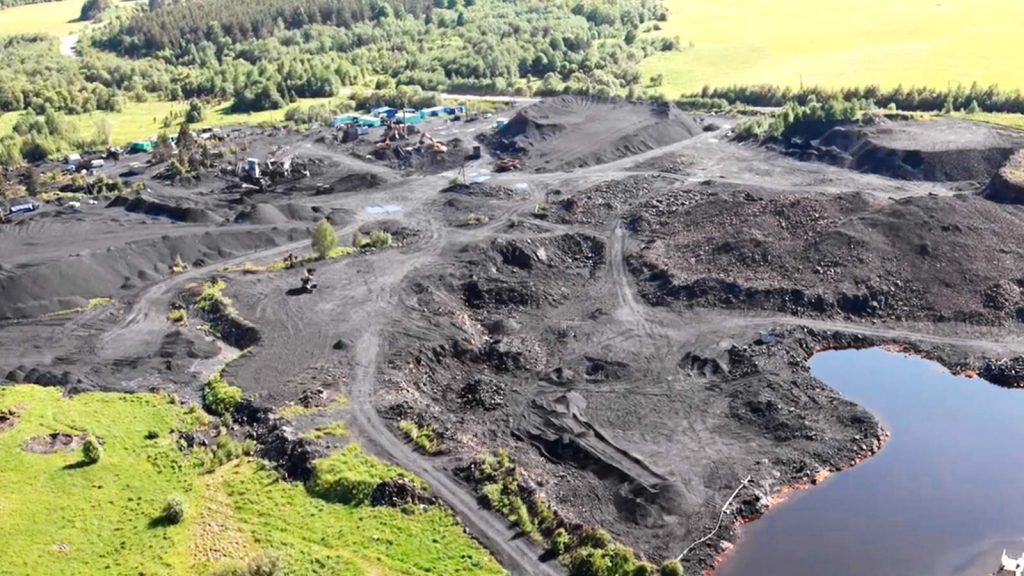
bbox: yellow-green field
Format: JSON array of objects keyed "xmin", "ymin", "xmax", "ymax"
[
  {"xmin": 643, "ymin": 0, "xmax": 1024, "ymax": 96},
  {"xmin": 0, "ymin": 0, "xmax": 88, "ymax": 37},
  {"xmin": 0, "ymin": 97, "xmax": 337, "ymax": 145}
]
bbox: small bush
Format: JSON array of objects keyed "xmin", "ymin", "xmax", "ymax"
[
  {"xmin": 172, "ymin": 254, "xmax": 189, "ymax": 273},
  {"xmin": 167, "ymin": 308, "xmax": 186, "ymax": 323},
  {"xmin": 161, "ymin": 496, "xmax": 186, "ymax": 524},
  {"xmin": 311, "ymin": 219, "xmax": 337, "ymax": 260},
  {"xmin": 551, "ymin": 528, "xmax": 571, "ymax": 556},
  {"xmin": 578, "ymin": 527, "xmax": 613, "ymax": 550},
  {"xmin": 144, "ymin": 429, "xmax": 160, "ymax": 440},
  {"xmin": 659, "ymin": 559, "xmax": 683, "ymax": 576},
  {"xmin": 397, "ymin": 420, "xmax": 438, "ymax": 454},
  {"xmin": 632, "ymin": 562, "xmax": 656, "ymax": 576},
  {"xmin": 203, "ymin": 369, "xmax": 243, "ymax": 416},
  {"xmin": 82, "ymin": 435, "xmax": 103, "ymax": 464},
  {"xmin": 354, "ymin": 229, "xmax": 393, "ymax": 249}
]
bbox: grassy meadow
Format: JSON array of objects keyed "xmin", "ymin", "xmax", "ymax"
[
  {"xmin": 643, "ymin": 0, "xmax": 1024, "ymax": 96},
  {"xmin": 0, "ymin": 0, "xmax": 88, "ymax": 37},
  {"xmin": 0, "ymin": 385, "xmax": 503, "ymax": 576}
]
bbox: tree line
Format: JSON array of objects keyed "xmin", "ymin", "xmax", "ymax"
[
  {"xmin": 1, "ymin": 0, "xmax": 670, "ymax": 128},
  {"xmin": 691, "ymin": 83, "xmax": 1024, "ymax": 115},
  {"xmin": 0, "ymin": 0, "xmax": 58, "ymax": 7}
]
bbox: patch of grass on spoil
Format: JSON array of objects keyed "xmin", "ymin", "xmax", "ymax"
[
  {"xmin": 325, "ymin": 245, "xmax": 358, "ymax": 259},
  {"xmin": 223, "ymin": 246, "xmax": 356, "ymax": 274},
  {"xmin": 226, "ymin": 450, "xmax": 503, "ymax": 576},
  {"xmin": 473, "ymin": 449, "xmax": 656, "ymax": 574},
  {"xmin": 195, "ymin": 279, "xmax": 227, "ymax": 311},
  {"xmin": 202, "ymin": 368, "xmax": 243, "ymax": 417},
  {"xmin": 172, "ymin": 254, "xmax": 190, "ymax": 274},
  {"xmin": 397, "ymin": 420, "xmax": 438, "ymax": 454},
  {"xmin": 642, "ymin": 0, "xmax": 1024, "ymax": 95},
  {"xmin": 302, "ymin": 421, "xmax": 349, "ymax": 440},
  {"xmin": 352, "ymin": 229, "xmax": 394, "ymax": 250},
  {"xmin": 955, "ymin": 111, "xmax": 1024, "ymax": 131},
  {"xmin": 277, "ymin": 396, "xmax": 347, "ymax": 419},
  {"xmin": 306, "ymin": 443, "xmax": 420, "ymax": 506},
  {"xmin": 48, "ymin": 297, "xmax": 113, "ymax": 317},
  {"xmin": 167, "ymin": 308, "xmax": 187, "ymax": 323},
  {"xmin": 0, "ymin": 385, "xmax": 502, "ymax": 575}
]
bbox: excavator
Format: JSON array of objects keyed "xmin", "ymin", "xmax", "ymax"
[
  {"xmin": 376, "ymin": 122, "xmax": 409, "ymax": 151},
  {"xmin": 418, "ymin": 132, "xmax": 447, "ymax": 154}
]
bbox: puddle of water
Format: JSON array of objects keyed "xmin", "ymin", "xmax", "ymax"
[
  {"xmin": 514, "ymin": 182, "xmax": 530, "ymax": 192},
  {"xmin": 468, "ymin": 172, "xmax": 491, "ymax": 183},
  {"xmin": 365, "ymin": 204, "xmax": 402, "ymax": 214},
  {"xmin": 715, "ymin": 348, "xmax": 1024, "ymax": 576}
]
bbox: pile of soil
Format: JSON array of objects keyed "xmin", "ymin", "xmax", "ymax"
[
  {"xmin": 0, "ymin": 409, "xmax": 18, "ymax": 433},
  {"xmin": 323, "ymin": 172, "xmax": 385, "ymax": 194},
  {"xmin": 0, "ymin": 227, "xmax": 302, "ymax": 320},
  {"xmin": 626, "ymin": 182, "xmax": 1024, "ymax": 324},
  {"xmin": 370, "ymin": 477, "xmax": 435, "ymax": 507},
  {"xmin": 783, "ymin": 117, "xmax": 1024, "ymax": 182},
  {"xmin": 495, "ymin": 96, "xmax": 702, "ymax": 172},
  {"xmin": 21, "ymin": 432, "xmax": 88, "ymax": 453},
  {"xmin": 233, "ymin": 202, "xmax": 323, "ymax": 225},
  {"xmin": 108, "ymin": 196, "xmax": 223, "ymax": 224},
  {"xmin": 984, "ymin": 149, "xmax": 1024, "ymax": 204}
]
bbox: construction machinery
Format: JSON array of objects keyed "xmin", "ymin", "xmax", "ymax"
[
  {"xmin": 418, "ymin": 132, "xmax": 447, "ymax": 154},
  {"xmin": 494, "ymin": 156, "xmax": 521, "ymax": 172},
  {"xmin": 377, "ymin": 122, "xmax": 409, "ymax": 150}
]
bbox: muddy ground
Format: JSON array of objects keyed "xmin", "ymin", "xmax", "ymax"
[{"xmin": 4, "ymin": 98, "xmax": 1024, "ymax": 575}]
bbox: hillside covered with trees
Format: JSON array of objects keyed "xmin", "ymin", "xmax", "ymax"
[{"xmin": 2, "ymin": 0, "xmax": 671, "ymax": 119}]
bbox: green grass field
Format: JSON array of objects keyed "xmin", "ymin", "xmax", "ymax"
[
  {"xmin": 0, "ymin": 0, "xmax": 89, "ymax": 37},
  {"xmin": 0, "ymin": 385, "xmax": 503, "ymax": 576},
  {"xmin": 642, "ymin": 0, "xmax": 1024, "ymax": 96}
]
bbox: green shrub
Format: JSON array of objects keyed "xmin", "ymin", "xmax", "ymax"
[
  {"xmin": 578, "ymin": 527, "xmax": 613, "ymax": 550},
  {"xmin": 354, "ymin": 229, "xmax": 394, "ymax": 249},
  {"xmin": 167, "ymin": 308, "xmax": 186, "ymax": 323},
  {"xmin": 202, "ymin": 369, "xmax": 243, "ymax": 416},
  {"xmin": 161, "ymin": 496, "xmax": 186, "ymax": 524},
  {"xmin": 172, "ymin": 254, "xmax": 188, "ymax": 273},
  {"xmin": 368, "ymin": 229, "xmax": 393, "ymax": 248},
  {"xmin": 82, "ymin": 435, "xmax": 103, "ymax": 464},
  {"xmin": 551, "ymin": 528, "xmax": 571, "ymax": 556},
  {"xmin": 311, "ymin": 219, "xmax": 337, "ymax": 260},
  {"xmin": 397, "ymin": 419, "xmax": 438, "ymax": 454},
  {"xmin": 144, "ymin": 429, "xmax": 160, "ymax": 440},
  {"xmin": 195, "ymin": 279, "xmax": 226, "ymax": 310},
  {"xmin": 632, "ymin": 562, "xmax": 656, "ymax": 576},
  {"xmin": 659, "ymin": 559, "xmax": 683, "ymax": 576}
]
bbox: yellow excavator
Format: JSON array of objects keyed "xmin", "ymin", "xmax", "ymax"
[{"xmin": 418, "ymin": 132, "xmax": 447, "ymax": 154}]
